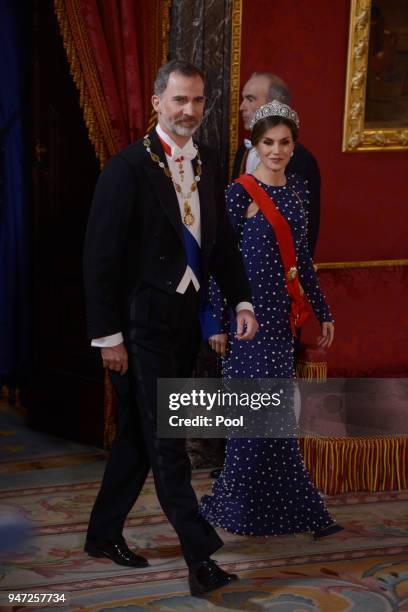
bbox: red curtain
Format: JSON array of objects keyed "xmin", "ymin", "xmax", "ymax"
[{"xmin": 55, "ymin": 0, "xmax": 171, "ymax": 165}]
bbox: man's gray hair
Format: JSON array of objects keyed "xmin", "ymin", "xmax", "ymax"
[
  {"xmin": 154, "ymin": 60, "xmax": 205, "ymax": 96},
  {"xmin": 251, "ymin": 72, "xmax": 292, "ymax": 105}
]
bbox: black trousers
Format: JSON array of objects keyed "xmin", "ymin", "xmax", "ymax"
[{"xmin": 87, "ymin": 283, "xmax": 223, "ymax": 564}]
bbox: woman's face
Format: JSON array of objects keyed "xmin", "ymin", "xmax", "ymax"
[{"xmin": 254, "ymin": 123, "xmax": 295, "ymax": 174}]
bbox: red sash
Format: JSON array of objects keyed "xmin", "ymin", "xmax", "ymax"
[{"xmin": 236, "ymin": 174, "xmax": 309, "ymax": 336}]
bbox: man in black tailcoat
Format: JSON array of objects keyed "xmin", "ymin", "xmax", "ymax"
[{"xmin": 83, "ymin": 60, "xmax": 258, "ymax": 596}]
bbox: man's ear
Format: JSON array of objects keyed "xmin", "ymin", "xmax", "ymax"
[{"xmin": 151, "ymin": 95, "xmax": 161, "ymax": 113}]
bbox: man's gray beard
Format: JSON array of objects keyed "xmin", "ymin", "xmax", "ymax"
[{"xmin": 168, "ymin": 119, "xmax": 201, "ymax": 137}]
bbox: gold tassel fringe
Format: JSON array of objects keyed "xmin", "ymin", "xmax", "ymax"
[
  {"xmin": 299, "ymin": 436, "xmax": 408, "ymax": 495},
  {"xmin": 54, "ymin": 0, "xmax": 118, "ymax": 168},
  {"xmin": 296, "ymin": 360, "xmax": 327, "ymax": 382}
]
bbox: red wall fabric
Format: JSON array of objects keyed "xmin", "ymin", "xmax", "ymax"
[
  {"xmin": 239, "ymin": 0, "xmax": 408, "ymax": 262},
  {"xmin": 302, "ymin": 266, "xmax": 408, "ymax": 376}
]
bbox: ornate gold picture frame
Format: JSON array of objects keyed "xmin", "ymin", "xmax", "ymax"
[{"xmin": 342, "ymin": 0, "xmax": 408, "ymax": 152}]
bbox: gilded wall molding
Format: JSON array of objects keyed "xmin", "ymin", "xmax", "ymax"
[
  {"xmin": 342, "ymin": 0, "xmax": 408, "ymax": 152},
  {"xmin": 228, "ymin": 0, "xmax": 242, "ymax": 177},
  {"xmin": 316, "ymin": 259, "xmax": 408, "ymax": 270}
]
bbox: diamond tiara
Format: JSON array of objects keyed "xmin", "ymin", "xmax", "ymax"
[{"xmin": 249, "ymin": 99, "xmax": 300, "ymax": 130}]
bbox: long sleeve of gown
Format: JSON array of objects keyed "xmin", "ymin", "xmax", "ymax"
[{"xmin": 295, "ymin": 184, "xmax": 333, "ymax": 323}]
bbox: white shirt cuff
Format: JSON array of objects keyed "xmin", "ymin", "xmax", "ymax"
[
  {"xmin": 235, "ymin": 301, "xmax": 254, "ymax": 314},
  {"xmin": 91, "ymin": 332, "xmax": 124, "ymax": 348}
]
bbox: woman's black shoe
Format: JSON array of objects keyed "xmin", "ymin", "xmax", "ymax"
[
  {"xmin": 189, "ymin": 559, "xmax": 238, "ymax": 597},
  {"xmin": 84, "ymin": 537, "xmax": 149, "ymax": 567},
  {"xmin": 313, "ymin": 524, "xmax": 344, "ymax": 540}
]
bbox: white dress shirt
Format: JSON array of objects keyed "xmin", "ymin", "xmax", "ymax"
[
  {"xmin": 92, "ymin": 125, "xmax": 253, "ymax": 348},
  {"xmin": 244, "ymin": 138, "xmax": 260, "ymax": 174},
  {"xmin": 156, "ymin": 123, "xmax": 201, "ymax": 294}
]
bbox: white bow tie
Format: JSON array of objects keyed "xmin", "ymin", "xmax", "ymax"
[
  {"xmin": 170, "ymin": 142, "xmax": 197, "ymax": 161},
  {"xmin": 244, "ymin": 138, "xmax": 253, "ymax": 150}
]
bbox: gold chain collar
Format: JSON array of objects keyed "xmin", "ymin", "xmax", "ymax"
[{"xmin": 143, "ymin": 135, "xmax": 202, "ymax": 227}]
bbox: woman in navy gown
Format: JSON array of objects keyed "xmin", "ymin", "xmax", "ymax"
[{"xmin": 199, "ymin": 100, "xmax": 342, "ymax": 538}]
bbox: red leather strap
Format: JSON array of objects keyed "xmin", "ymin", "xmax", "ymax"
[{"xmin": 235, "ymin": 174, "xmax": 309, "ymax": 335}]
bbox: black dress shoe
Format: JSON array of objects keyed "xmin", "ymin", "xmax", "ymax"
[
  {"xmin": 313, "ymin": 524, "xmax": 344, "ymax": 540},
  {"xmin": 210, "ymin": 468, "xmax": 222, "ymax": 479},
  {"xmin": 84, "ymin": 537, "xmax": 149, "ymax": 567},
  {"xmin": 189, "ymin": 560, "xmax": 238, "ymax": 597}
]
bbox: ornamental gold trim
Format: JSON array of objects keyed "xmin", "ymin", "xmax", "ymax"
[
  {"xmin": 342, "ymin": 0, "xmax": 408, "ymax": 152},
  {"xmin": 299, "ymin": 437, "xmax": 408, "ymax": 495},
  {"xmin": 160, "ymin": 0, "xmax": 172, "ymax": 65},
  {"xmin": 316, "ymin": 259, "xmax": 408, "ymax": 270},
  {"xmin": 54, "ymin": 0, "xmax": 117, "ymax": 168},
  {"xmin": 228, "ymin": 0, "xmax": 242, "ymax": 178},
  {"xmin": 55, "ymin": 0, "xmax": 172, "ymax": 164}
]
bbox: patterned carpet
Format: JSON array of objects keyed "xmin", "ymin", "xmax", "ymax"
[{"xmin": 1, "ymin": 402, "xmax": 408, "ymax": 610}]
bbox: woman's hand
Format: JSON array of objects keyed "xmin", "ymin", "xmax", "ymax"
[
  {"xmin": 235, "ymin": 309, "xmax": 259, "ymax": 340},
  {"xmin": 209, "ymin": 333, "xmax": 228, "ymax": 356},
  {"xmin": 317, "ymin": 322, "xmax": 334, "ymax": 349}
]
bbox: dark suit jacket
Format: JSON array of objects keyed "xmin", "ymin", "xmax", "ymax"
[
  {"xmin": 84, "ymin": 129, "xmax": 252, "ymax": 340},
  {"xmin": 232, "ymin": 142, "xmax": 321, "ymax": 256}
]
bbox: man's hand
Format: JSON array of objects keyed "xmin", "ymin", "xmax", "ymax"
[
  {"xmin": 235, "ymin": 309, "xmax": 258, "ymax": 341},
  {"xmin": 101, "ymin": 343, "xmax": 128, "ymax": 375},
  {"xmin": 209, "ymin": 333, "xmax": 228, "ymax": 357},
  {"xmin": 317, "ymin": 322, "xmax": 334, "ymax": 349}
]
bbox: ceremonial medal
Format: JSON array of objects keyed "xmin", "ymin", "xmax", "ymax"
[{"xmin": 183, "ymin": 202, "xmax": 195, "ymax": 227}]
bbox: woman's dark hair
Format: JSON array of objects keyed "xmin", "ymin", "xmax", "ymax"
[{"xmin": 251, "ymin": 116, "xmax": 298, "ymax": 145}]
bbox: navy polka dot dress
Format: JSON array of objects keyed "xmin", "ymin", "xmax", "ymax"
[{"xmin": 199, "ymin": 174, "xmax": 336, "ymax": 536}]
